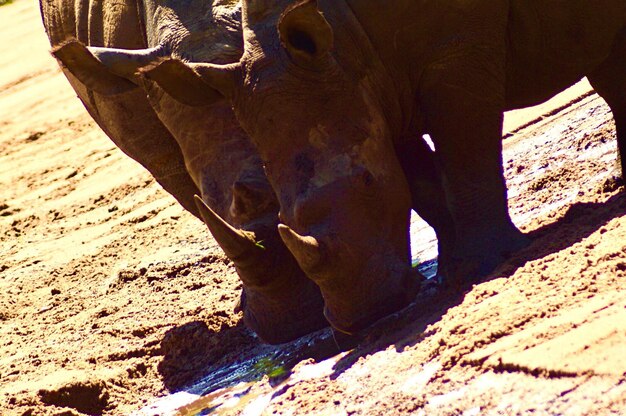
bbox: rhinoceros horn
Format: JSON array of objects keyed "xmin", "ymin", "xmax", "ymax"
[
  {"xmin": 277, "ymin": 224, "xmax": 324, "ymax": 273},
  {"xmin": 52, "ymin": 40, "xmax": 167, "ymax": 95},
  {"xmin": 194, "ymin": 195, "xmax": 264, "ymax": 266}
]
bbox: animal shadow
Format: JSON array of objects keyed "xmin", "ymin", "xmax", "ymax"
[
  {"xmin": 329, "ymin": 188, "xmax": 625, "ymax": 379},
  {"xmin": 502, "ymin": 189, "xmax": 625, "ymax": 276},
  {"xmin": 158, "ymin": 320, "xmax": 257, "ymax": 391}
]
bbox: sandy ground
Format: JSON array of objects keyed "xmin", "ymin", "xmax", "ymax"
[{"xmin": 1, "ymin": 1, "xmax": 625, "ymax": 415}]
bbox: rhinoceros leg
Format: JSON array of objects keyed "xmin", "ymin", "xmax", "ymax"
[
  {"xmin": 418, "ymin": 48, "xmax": 530, "ymax": 285},
  {"xmin": 588, "ymin": 28, "xmax": 626, "ymax": 179},
  {"xmin": 396, "ymin": 137, "xmax": 455, "ymax": 277}
]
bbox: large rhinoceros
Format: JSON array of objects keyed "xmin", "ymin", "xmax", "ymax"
[
  {"xmin": 140, "ymin": 0, "xmax": 625, "ymax": 334},
  {"xmin": 40, "ymin": 0, "xmax": 328, "ymax": 343}
]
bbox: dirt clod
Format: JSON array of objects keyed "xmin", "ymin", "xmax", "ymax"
[{"xmin": 38, "ymin": 376, "xmax": 109, "ymax": 415}]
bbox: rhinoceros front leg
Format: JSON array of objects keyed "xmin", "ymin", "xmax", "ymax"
[
  {"xmin": 396, "ymin": 137, "xmax": 455, "ymax": 278},
  {"xmin": 588, "ymin": 28, "xmax": 626, "ymax": 179},
  {"xmin": 419, "ymin": 53, "xmax": 530, "ymax": 285}
]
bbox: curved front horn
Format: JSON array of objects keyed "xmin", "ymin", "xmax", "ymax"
[
  {"xmin": 277, "ymin": 224, "xmax": 324, "ymax": 272},
  {"xmin": 194, "ymin": 195, "xmax": 263, "ymax": 265}
]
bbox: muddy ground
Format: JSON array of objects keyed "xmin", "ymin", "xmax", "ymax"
[{"xmin": 1, "ymin": 1, "xmax": 625, "ymax": 415}]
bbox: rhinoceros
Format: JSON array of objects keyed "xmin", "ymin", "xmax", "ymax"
[
  {"xmin": 140, "ymin": 0, "xmax": 625, "ymax": 334},
  {"xmin": 40, "ymin": 0, "xmax": 328, "ymax": 343}
]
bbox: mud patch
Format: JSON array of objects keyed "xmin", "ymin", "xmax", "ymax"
[
  {"xmin": 37, "ymin": 371, "xmax": 109, "ymax": 414},
  {"xmin": 158, "ymin": 321, "xmax": 255, "ymax": 391}
]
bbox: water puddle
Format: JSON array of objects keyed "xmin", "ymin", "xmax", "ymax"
[
  {"xmin": 175, "ymin": 354, "xmax": 346, "ymax": 416},
  {"xmin": 134, "ymin": 329, "xmax": 352, "ymax": 416},
  {"xmin": 410, "ymin": 212, "xmax": 439, "ymax": 280}
]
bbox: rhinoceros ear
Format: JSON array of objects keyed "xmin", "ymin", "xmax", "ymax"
[
  {"xmin": 278, "ymin": 0, "xmax": 333, "ymax": 68},
  {"xmin": 139, "ymin": 58, "xmax": 241, "ymax": 107},
  {"xmin": 52, "ymin": 40, "xmax": 137, "ymax": 95},
  {"xmin": 87, "ymin": 45, "xmax": 167, "ymax": 80}
]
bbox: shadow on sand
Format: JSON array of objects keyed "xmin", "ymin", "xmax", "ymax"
[{"xmin": 328, "ymin": 188, "xmax": 625, "ymax": 379}]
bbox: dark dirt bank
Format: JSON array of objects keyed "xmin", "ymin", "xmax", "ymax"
[{"xmin": 1, "ymin": 1, "xmax": 624, "ymax": 415}]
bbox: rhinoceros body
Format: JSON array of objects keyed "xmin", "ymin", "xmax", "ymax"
[
  {"xmin": 145, "ymin": 0, "xmax": 626, "ymax": 333},
  {"xmin": 40, "ymin": 0, "xmax": 328, "ymax": 343}
]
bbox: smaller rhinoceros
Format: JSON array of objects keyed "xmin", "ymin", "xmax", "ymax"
[{"xmin": 41, "ymin": 0, "xmax": 328, "ymax": 344}]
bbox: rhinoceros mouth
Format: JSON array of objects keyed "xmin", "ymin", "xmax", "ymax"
[{"xmin": 321, "ymin": 266, "xmax": 422, "ymax": 335}]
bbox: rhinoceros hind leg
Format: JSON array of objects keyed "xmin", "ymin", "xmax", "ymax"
[{"xmin": 588, "ymin": 28, "xmax": 626, "ymax": 180}]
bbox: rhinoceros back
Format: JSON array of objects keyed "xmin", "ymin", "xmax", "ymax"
[{"xmin": 506, "ymin": 0, "xmax": 626, "ymax": 108}]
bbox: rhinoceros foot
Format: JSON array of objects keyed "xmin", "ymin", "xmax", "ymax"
[{"xmin": 440, "ymin": 224, "xmax": 531, "ymax": 288}]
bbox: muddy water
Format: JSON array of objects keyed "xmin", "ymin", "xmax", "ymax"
[{"xmin": 133, "ymin": 330, "xmax": 350, "ymax": 415}]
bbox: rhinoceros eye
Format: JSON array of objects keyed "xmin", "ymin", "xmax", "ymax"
[
  {"xmin": 294, "ymin": 152, "xmax": 315, "ymax": 177},
  {"xmin": 361, "ymin": 170, "xmax": 374, "ymax": 187}
]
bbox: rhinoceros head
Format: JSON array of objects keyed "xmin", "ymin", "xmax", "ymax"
[{"xmin": 144, "ymin": 0, "xmax": 421, "ymax": 334}]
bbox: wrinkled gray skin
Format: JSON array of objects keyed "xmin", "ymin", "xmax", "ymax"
[
  {"xmin": 40, "ymin": 0, "xmax": 328, "ymax": 344},
  {"xmin": 141, "ymin": 0, "xmax": 625, "ymax": 333}
]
